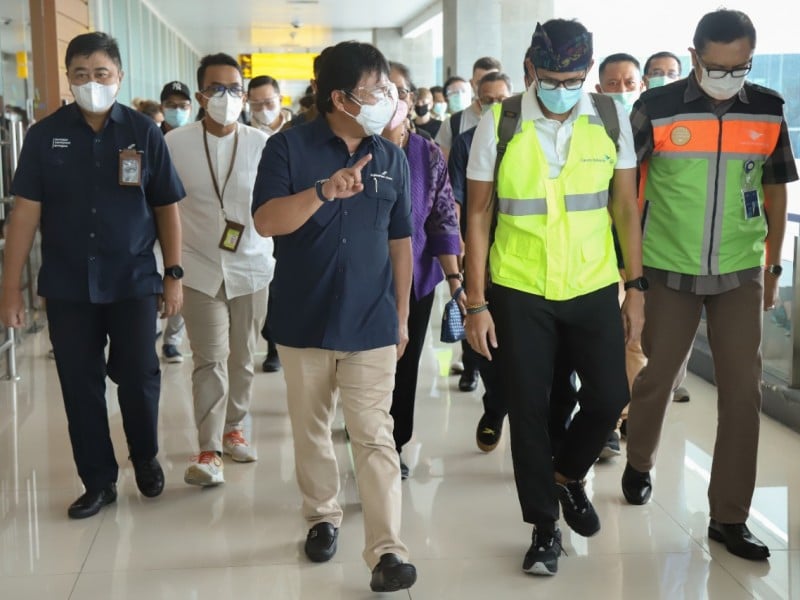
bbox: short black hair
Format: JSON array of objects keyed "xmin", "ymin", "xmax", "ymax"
[
  {"xmin": 473, "ymin": 56, "xmax": 502, "ymax": 73},
  {"xmin": 65, "ymin": 32, "xmax": 122, "ymax": 71},
  {"xmin": 477, "ymin": 71, "xmax": 513, "ymax": 94},
  {"xmin": 389, "ymin": 61, "xmax": 414, "ymax": 91},
  {"xmin": 196, "ymin": 53, "xmax": 242, "ymax": 91},
  {"xmin": 315, "ymin": 41, "xmax": 389, "ymax": 114},
  {"xmin": 443, "ymin": 76, "xmax": 467, "ymax": 94},
  {"xmin": 598, "ymin": 53, "xmax": 641, "ymax": 77},
  {"xmin": 248, "ymin": 75, "xmax": 280, "ymax": 95},
  {"xmin": 643, "ymin": 51, "xmax": 682, "ymax": 76},
  {"xmin": 430, "ymin": 85, "xmax": 444, "ymax": 96},
  {"xmin": 693, "ymin": 9, "xmax": 756, "ymax": 54}
]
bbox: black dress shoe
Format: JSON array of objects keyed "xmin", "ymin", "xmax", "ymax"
[
  {"xmin": 708, "ymin": 519, "xmax": 770, "ymax": 560},
  {"xmin": 305, "ymin": 522, "xmax": 338, "ymax": 562},
  {"xmin": 132, "ymin": 457, "xmax": 164, "ymax": 498},
  {"xmin": 621, "ymin": 462, "xmax": 652, "ymax": 505},
  {"xmin": 262, "ymin": 347, "xmax": 281, "ymax": 372},
  {"xmin": 370, "ymin": 553, "xmax": 417, "ymax": 592},
  {"xmin": 68, "ymin": 484, "xmax": 117, "ymax": 519},
  {"xmin": 458, "ymin": 369, "xmax": 479, "ymax": 392}
]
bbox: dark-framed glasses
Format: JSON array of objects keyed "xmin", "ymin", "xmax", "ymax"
[
  {"xmin": 697, "ymin": 56, "xmax": 751, "ymax": 79},
  {"xmin": 201, "ymin": 84, "xmax": 245, "ymax": 99},
  {"xmin": 535, "ymin": 74, "xmax": 586, "ymax": 91}
]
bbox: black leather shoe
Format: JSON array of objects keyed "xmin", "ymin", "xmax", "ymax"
[
  {"xmin": 458, "ymin": 369, "xmax": 479, "ymax": 392},
  {"xmin": 621, "ymin": 462, "xmax": 652, "ymax": 505},
  {"xmin": 305, "ymin": 522, "xmax": 338, "ymax": 562},
  {"xmin": 708, "ymin": 519, "xmax": 770, "ymax": 560},
  {"xmin": 262, "ymin": 347, "xmax": 281, "ymax": 372},
  {"xmin": 370, "ymin": 553, "xmax": 417, "ymax": 592},
  {"xmin": 132, "ymin": 457, "xmax": 164, "ymax": 498},
  {"xmin": 68, "ymin": 484, "xmax": 117, "ymax": 519},
  {"xmin": 399, "ymin": 457, "xmax": 409, "ymax": 480}
]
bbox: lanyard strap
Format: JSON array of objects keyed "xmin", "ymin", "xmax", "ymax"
[{"xmin": 202, "ymin": 121, "xmax": 239, "ymax": 210}]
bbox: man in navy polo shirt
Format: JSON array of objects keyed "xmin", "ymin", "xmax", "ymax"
[
  {"xmin": 252, "ymin": 41, "xmax": 417, "ymax": 593},
  {"xmin": 0, "ymin": 32, "xmax": 185, "ymax": 519}
]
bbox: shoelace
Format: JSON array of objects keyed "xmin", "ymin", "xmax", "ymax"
[
  {"xmin": 532, "ymin": 532, "xmax": 567, "ymax": 557},
  {"xmin": 561, "ymin": 481, "xmax": 590, "ymax": 513},
  {"xmin": 225, "ymin": 431, "xmax": 248, "ymax": 446},
  {"xmin": 196, "ymin": 451, "xmax": 218, "ymax": 465}
]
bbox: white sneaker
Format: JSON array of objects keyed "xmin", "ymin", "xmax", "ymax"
[
  {"xmin": 223, "ymin": 430, "xmax": 257, "ymax": 462},
  {"xmin": 184, "ymin": 451, "xmax": 224, "ymax": 486}
]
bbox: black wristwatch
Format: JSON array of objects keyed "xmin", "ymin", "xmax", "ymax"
[
  {"xmin": 624, "ymin": 276, "xmax": 649, "ymax": 291},
  {"xmin": 446, "ymin": 273, "xmax": 464, "ymax": 283},
  {"xmin": 315, "ymin": 179, "xmax": 334, "ymax": 202},
  {"xmin": 765, "ymin": 264, "xmax": 783, "ymax": 277},
  {"xmin": 164, "ymin": 265, "xmax": 184, "ymax": 280}
]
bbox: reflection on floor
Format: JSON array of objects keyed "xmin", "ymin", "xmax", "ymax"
[{"xmin": 1, "ymin": 302, "xmax": 798, "ymax": 599}]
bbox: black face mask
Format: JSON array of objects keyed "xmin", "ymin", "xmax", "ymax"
[{"xmin": 414, "ymin": 104, "xmax": 429, "ymax": 117}]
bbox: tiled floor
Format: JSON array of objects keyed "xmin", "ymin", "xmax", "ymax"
[{"xmin": 1, "ymin": 297, "xmax": 799, "ymax": 599}]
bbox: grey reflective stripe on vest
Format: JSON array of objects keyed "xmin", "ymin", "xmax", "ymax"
[
  {"xmin": 498, "ymin": 197, "xmax": 547, "ymax": 216},
  {"xmin": 497, "ymin": 191, "xmax": 607, "ymax": 216}
]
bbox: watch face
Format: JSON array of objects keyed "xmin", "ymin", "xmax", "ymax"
[
  {"xmin": 166, "ymin": 266, "xmax": 184, "ymax": 279},
  {"xmin": 768, "ymin": 265, "xmax": 783, "ymax": 276}
]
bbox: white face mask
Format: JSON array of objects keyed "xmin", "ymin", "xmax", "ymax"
[
  {"xmin": 71, "ymin": 81, "xmax": 118, "ymax": 113},
  {"xmin": 206, "ymin": 94, "xmax": 243, "ymax": 126},
  {"xmin": 698, "ymin": 69, "xmax": 746, "ymax": 101},
  {"xmin": 344, "ymin": 95, "xmax": 397, "ymax": 137},
  {"xmin": 252, "ymin": 108, "xmax": 281, "ymax": 128}
]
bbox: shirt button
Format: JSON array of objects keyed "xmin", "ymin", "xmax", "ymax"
[
  {"xmin": 91, "ymin": 208, "xmax": 97, "ymax": 214},
  {"xmin": 343, "ymin": 210, "xmax": 349, "ymax": 216},
  {"xmin": 89, "ymin": 256, "xmax": 96, "ymax": 261},
  {"xmin": 95, "ymin": 161, "xmax": 101, "ymax": 167},
  {"xmin": 89, "ymin": 232, "xmax": 95, "ymax": 238},
  {"xmin": 342, "ymin": 238, "xmax": 347, "ymax": 244},
  {"xmin": 94, "ymin": 139, "xmax": 101, "ymax": 144}
]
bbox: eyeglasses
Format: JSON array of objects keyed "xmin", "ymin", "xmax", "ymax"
[
  {"xmin": 164, "ymin": 101, "xmax": 191, "ymax": 110},
  {"xmin": 696, "ymin": 56, "xmax": 751, "ymax": 79},
  {"xmin": 446, "ymin": 89, "xmax": 469, "ymax": 97},
  {"xmin": 535, "ymin": 73, "xmax": 586, "ymax": 91},
  {"xmin": 344, "ymin": 82, "xmax": 397, "ymax": 105},
  {"xmin": 200, "ymin": 84, "xmax": 245, "ymax": 99},
  {"xmin": 648, "ymin": 69, "xmax": 680, "ymax": 79},
  {"xmin": 396, "ymin": 87, "xmax": 411, "ymax": 100},
  {"xmin": 248, "ymin": 96, "xmax": 281, "ymax": 110}
]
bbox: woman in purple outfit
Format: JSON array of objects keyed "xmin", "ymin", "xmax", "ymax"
[{"xmin": 384, "ymin": 62, "xmax": 464, "ymax": 478}]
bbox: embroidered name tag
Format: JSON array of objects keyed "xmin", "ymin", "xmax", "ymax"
[{"xmin": 51, "ymin": 138, "xmax": 70, "ymax": 149}]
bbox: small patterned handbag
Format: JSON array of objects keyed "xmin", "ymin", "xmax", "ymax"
[{"xmin": 440, "ymin": 286, "xmax": 466, "ymax": 343}]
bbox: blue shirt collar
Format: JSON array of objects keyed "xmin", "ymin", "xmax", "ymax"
[{"xmin": 68, "ymin": 100, "xmax": 126, "ymax": 125}]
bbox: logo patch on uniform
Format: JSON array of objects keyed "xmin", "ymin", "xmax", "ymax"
[
  {"xmin": 51, "ymin": 137, "xmax": 70, "ymax": 148},
  {"xmin": 670, "ymin": 126, "xmax": 691, "ymax": 146}
]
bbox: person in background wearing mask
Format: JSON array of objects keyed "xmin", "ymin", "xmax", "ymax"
[
  {"xmin": 412, "ymin": 86, "xmax": 441, "ymax": 138},
  {"xmin": 447, "ymin": 71, "xmax": 512, "ymax": 452},
  {"xmin": 155, "ymin": 80, "xmax": 193, "ymax": 364},
  {"xmin": 595, "ymin": 53, "xmax": 644, "ymax": 115},
  {"xmin": 247, "ymin": 75, "xmax": 291, "ymax": 136},
  {"xmin": 384, "ymin": 61, "xmax": 462, "ymax": 479},
  {"xmin": 252, "ymin": 40, "xmax": 417, "ymax": 593},
  {"xmin": 465, "ymin": 19, "xmax": 644, "ymax": 576},
  {"xmin": 436, "ymin": 57, "xmax": 502, "ymax": 158},
  {"xmin": 165, "ymin": 53, "xmax": 274, "ymax": 487},
  {"xmin": 430, "ymin": 85, "xmax": 447, "ymax": 120},
  {"xmin": 0, "ymin": 31, "xmax": 185, "ymax": 518},
  {"xmin": 137, "ymin": 99, "xmax": 164, "ymax": 125},
  {"xmin": 643, "ymin": 51, "xmax": 683, "ymax": 89},
  {"xmin": 622, "ymin": 9, "xmax": 797, "ymax": 562}
]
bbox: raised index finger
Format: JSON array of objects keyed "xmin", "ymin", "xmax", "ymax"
[{"xmin": 351, "ymin": 153, "xmax": 372, "ymax": 173}]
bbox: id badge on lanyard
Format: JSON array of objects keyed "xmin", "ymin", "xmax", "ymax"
[{"xmin": 741, "ymin": 160, "xmax": 761, "ymax": 220}]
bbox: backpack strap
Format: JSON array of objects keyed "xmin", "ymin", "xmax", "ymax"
[
  {"xmin": 488, "ymin": 94, "xmax": 524, "ymax": 242},
  {"xmin": 589, "ymin": 92, "xmax": 620, "ymax": 152}
]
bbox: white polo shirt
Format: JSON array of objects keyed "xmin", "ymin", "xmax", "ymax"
[
  {"xmin": 165, "ymin": 121, "xmax": 274, "ymax": 299},
  {"xmin": 467, "ymin": 89, "xmax": 636, "ymax": 181}
]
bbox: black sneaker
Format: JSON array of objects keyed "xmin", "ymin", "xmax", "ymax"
[
  {"xmin": 162, "ymin": 344, "xmax": 183, "ymax": 364},
  {"xmin": 370, "ymin": 553, "xmax": 417, "ymax": 592},
  {"xmin": 598, "ymin": 430, "xmax": 621, "ymax": 460},
  {"xmin": 458, "ymin": 369, "xmax": 479, "ymax": 392},
  {"xmin": 476, "ymin": 413, "xmax": 503, "ymax": 452},
  {"xmin": 556, "ymin": 480, "xmax": 600, "ymax": 537},
  {"xmin": 399, "ymin": 455, "xmax": 409, "ymax": 480},
  {"xmin": 522, "ymin": 525, "xmax": 562, "ymax": 576}
]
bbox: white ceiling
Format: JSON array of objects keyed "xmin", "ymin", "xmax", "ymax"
[{"xmin": 150, "ymin": 0, "xmax": 436, "ymax": 56}]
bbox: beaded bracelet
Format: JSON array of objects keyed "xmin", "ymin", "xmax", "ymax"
[{"xmin": 466, "ymin": 304, "xmax": 489, "ymax": 315}]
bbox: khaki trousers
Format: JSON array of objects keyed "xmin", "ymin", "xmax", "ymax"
[
  {"xmin": 278, "ymin": 344, "xmax": 408, "ymax": 569},
  {"xmin": 626, "ymin": 273, "xmax": 763, "ymax": 523},
  {"xmin": 182, "ymin": 284, "xmax": 267, "ymax": 452}
]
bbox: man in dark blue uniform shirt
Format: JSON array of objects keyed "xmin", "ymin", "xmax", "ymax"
[
  {"xmin": 252, "ymin": 41, "xmax": 417, "ymax": 593},
  {"xmin": 0, "ymin": 32, "xmax": 185, "ymax": 519}
]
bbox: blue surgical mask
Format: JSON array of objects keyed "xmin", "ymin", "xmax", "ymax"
[
  {"xmin": 447, "ymin": 91, "xmax": 470, "ymax": 113},
  {"xmin": 536, "ymin": 86, "xmax": 582, "ymax": 115},
  {"xmin": 604, "ymin": 90, "xmax": 639, "ymax": 115},
  {"xmin": 164, "ymin": 107, "xmax": 190, "ymax": 128}
]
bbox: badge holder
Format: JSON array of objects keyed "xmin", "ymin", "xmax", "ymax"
[
  {"xmin": 119, "ymin": 148, "xmax": 143, "ymax": 186},
  {"xmin": 742, "ymin": 160, "xmax": 761, "ymax": 220},
  {"xmin": 219, "ymin": 220, "xmax": 245, "ymax": 252}
]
